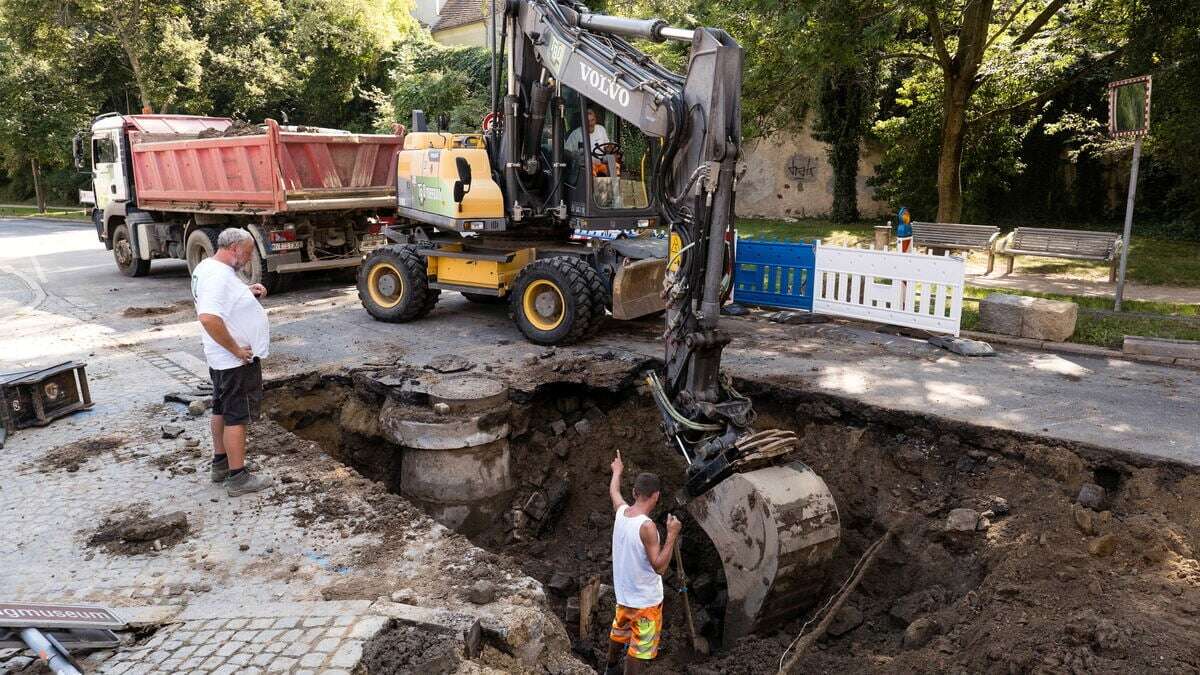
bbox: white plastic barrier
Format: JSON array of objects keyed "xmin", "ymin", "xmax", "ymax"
[{"xmin": 813, "ymin": 244, "xmax": 965, "ymax": 335}]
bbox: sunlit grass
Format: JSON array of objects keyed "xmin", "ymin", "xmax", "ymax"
[{"xmin": 0, "ymin": 206, "xmax": 88, "ymax": 220}]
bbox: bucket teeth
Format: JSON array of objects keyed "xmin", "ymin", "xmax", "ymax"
[{"xmin": 730, "ymin": 428, "xmax": 799, "ymax": 472}]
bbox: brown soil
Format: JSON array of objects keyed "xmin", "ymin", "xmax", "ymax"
[
  {"xmin": 121, "ymin": 300, "xmax": 192, "ymax": 318},
  {"xmin": 197, "ymin": 120, "xmax": 261, "ymax": 138},
  {"xmin": 31, "ymin": 434, "xmax": 125, "ymax": 473},
  {"xmin": 87, "ymin": 504, "xmax": 190, "ymax": 555},
  {"xmin": 360, "ymin": 622, "xmax": 460, "ymax": 674},
  {"xmin": 263, "ymin": 366, "xmax": 1200, "ymax": 674}
]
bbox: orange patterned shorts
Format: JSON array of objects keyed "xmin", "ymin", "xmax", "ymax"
[{"xmin": 609, "ymin": 603, "xmax": 662, "ymax": 660}]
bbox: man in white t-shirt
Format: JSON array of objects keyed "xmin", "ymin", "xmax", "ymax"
[
  {"xmin": 191, "ymin": 228, "xmax": 272, "ymax": 497},
  {"xmin": 566, "ymin": 108, "xmax": 618, "ymax": 177},
  {"xmin": 605, "ymin": 450, "xmax": 680, "ymax": 673}
]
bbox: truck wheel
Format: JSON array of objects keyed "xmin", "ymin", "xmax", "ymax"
[
  {"xmin": 185, "ymin": 228, "xmax": 218, "ymax": 273},
  {"xmin": 462, "ymin": 292, "xmax": 505, "ymax": 304},
  {"xmin": 112, "ymin": 223, "xmax": 151, "ymax": 277},
  {"xmin": 235, "ymin": 238, "xmax": 286, "ymax": 294},
  {"xmin": 510, "ymin": 257, "xmax": 600, "ymax": 345},
  {"xmin": 357, "ymin": 245, "xmax": 439, "ymax": 322}
]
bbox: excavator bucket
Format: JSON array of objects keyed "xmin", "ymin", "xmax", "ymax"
[
  {"xmin": 611, "ymin": 258, "xmax": 666, "ymax": 320},
  {"xmin": 688, "ymin": 458, "xmax": 841, "ymax": 647}
]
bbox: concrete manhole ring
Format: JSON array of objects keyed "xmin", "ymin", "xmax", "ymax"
[{"xmin": 428, "ymin": 374, "xmax": 508, "ymax": 413}]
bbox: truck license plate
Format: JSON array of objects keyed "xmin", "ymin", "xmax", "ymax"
[{"xmin": 271, "ymin": 241, "xmax": 303, "ymax": 251}]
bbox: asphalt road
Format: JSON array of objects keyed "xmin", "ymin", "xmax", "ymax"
[{"xmin": 3, "ymin": 217, "xmax": 1197, "ymax": 467}]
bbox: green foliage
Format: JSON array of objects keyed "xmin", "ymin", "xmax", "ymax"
[
  {"xmin": 372, "ymin": 38, "xmax": 492, "ymax": 133},
  {"xmin": 1123, "ymin": 0, "xmax": 1200, "ymax": 235}
]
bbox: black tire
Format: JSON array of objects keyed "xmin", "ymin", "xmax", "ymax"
[
  {"xmin": 112, "ymin": 223, "xmax": 151, "ymax": 277},
  {"xmin": 462, "ymin": 292, "xmax": 505, "ymax": 304},
  {"xmin": 583, "ymin": 262, "xmax": 608, "ymax": 330},
  {"xmin": 185, "ymin": 227, "xmax": 219, "ymax": 273},
  {"xmin": 510, "ymin": 256, "xmax": 601, "ymax": 345},
  {"xmin": 357, "ymin": 245, "xmax": 439, "ymax": 322},
  {"xmin": 230, "ymin": 232, "xmax": 286, "ymax": 294}
]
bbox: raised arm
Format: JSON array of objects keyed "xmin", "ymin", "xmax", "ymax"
[
  {"xmin": 609, "ymin": 450, "xmax": 627, "ymax": 513},
  {"xmin": 640, "ymin": 514, "xmax": 682, "ymax": 575}
]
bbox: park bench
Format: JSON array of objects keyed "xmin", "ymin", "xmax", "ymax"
[
  {"xmin": 911, "ymin": 222, "xmax": 1002, "ymax": 272},
  {"xmin": 995, "ymin": 227, "xmax": 1123, "ymax": 282}
]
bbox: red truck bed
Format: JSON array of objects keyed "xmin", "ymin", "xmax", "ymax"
[{"xmin": 126, "ymin": 115, "xmax": 403, "ymax": 215}]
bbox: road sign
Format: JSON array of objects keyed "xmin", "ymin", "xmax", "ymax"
[
  {"xmin": 1108, "ymin": 75, "xmax": 1152, "ymax": 311},
  {"xmin": 0, "ymin": 602, "xmax": 125, "ymax": 630}
]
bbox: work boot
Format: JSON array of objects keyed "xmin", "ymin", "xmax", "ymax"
[
  {"xmin": 211, "ymin": 455, "xmax": 229, "ymax": 483},
  {"xmin": 225, "ymin": 470, "xmax": 273, "ymax": 497}
]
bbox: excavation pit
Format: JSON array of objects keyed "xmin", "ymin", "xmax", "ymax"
[{"xmin": 265, "ymin": 359, "xmax": 1200, "ymax": 673}]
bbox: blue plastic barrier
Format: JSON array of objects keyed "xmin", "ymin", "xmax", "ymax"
[{"xmin": 732, "ymin": 238, "xmax": 815, "ymax": 311}]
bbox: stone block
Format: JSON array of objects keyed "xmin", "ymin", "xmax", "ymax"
[{"xmin": 977, "ymin": 294, "xmax": 1077, "ymax": 342}]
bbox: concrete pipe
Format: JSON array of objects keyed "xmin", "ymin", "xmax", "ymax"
[
  {"xmin": 378, "ymin": 375, "xmax": 515, "ymax": 535},
  {"xmin": 688, "ymin": 460, "xmax": 841, "ymax": 647}
]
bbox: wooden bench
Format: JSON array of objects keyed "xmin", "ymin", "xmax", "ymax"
[
  {"xmin": 911, "ymin": 222, "xmax": 1001, "ymax": 272},
  {"xmin": 996, "ymin": 227, "xmax": 1124, "ymax": 282}
]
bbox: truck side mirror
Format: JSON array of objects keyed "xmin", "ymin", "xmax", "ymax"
[
  {"xmin": 453, "ymin": 157, "xmax": 472, "ymax": 207},
  {"xmin": 72, "ymin": 133, "xmax": 86, "ymax": 172}
]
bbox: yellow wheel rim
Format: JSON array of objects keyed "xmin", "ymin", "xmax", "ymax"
[
  {"xmin": 522, "ymin": 279, "xmax": 566, "ymax": 331},
  {"xmin": 367, "ymin": 261, "xmax": 404, "ymax": 308}
]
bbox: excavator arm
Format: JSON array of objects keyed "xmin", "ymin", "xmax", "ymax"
[
  {"xmin": 497, "ymin": 1, "xmax": 841, "ymax": 646},
  {"xmin": 502, "ymin": 0, "xmax": 751, "ymax": 486}
]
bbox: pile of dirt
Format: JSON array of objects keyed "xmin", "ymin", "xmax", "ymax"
[
  {"xmin": 31, "ymin": 435, "xmax": 125, "ymax": 473},
  {"xmin": 87, "ymin": 504, "xmax": 190, "ymax": 555},
  {"xmin": 359, "ymin": 622, "xmax": 460, "ymax": 674},
  {"xmin": 197, "ymin": 120, "xmax": 261, "ymax": 138},
  {"xmin": 121, "ymin": 300, "xmax": 192, "ymax": 318}
]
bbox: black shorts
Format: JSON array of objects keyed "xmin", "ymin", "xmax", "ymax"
[{"xmin": 210, "ymin": 358, "xmax": 262, "ymax": 426}]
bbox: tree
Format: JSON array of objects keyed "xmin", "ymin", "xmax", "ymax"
[
  {"xmin": 3, "ymin": 0, "xmax": 207, "ymax": 113},
  {"xmin": 885, "ymin": 0, "xmax": 1126, "ymax": 221},
  {"xmin": 0, "ymin": 39, "xmax": 96, "ymax": 211}
]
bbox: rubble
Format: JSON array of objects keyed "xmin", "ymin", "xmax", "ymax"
[
  {"xmin": 467, "ymin": 579, "xmax": 495, "ymax": 605},
  {"xmin": 945, "ymin": 508, "xmax": 980, "ymax": 532},
  {"xmin": 1076, "ymin": 483, "xmax": 1106, "ymax": 510}
]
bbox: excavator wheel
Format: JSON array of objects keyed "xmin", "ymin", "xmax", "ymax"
[
  {"xmin": 510, "ymin": 256, "xmax": 601, "ymax": 345},
  {"xmin": 358, "ymin": 245, "xmax": 440, "ymax": 323},
  {"xmin": 689, "ymin": 460, "xmax": 841, "ymax": 647}
]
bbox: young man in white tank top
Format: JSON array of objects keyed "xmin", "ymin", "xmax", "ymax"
[{"xmin": 605, "ymin": 450, "xmax": 681, "ymax": 674}]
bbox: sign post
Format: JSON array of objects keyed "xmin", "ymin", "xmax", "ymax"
[{"xmin": 1108, "ymin": 75, "xmax": 1152, "ymax": 311}]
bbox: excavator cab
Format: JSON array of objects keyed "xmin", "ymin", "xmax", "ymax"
[{"xmin": 560, "ymin": 90, "xmax": 656, "ymax": 226}]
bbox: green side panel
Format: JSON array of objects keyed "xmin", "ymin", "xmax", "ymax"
[{"xmin": 397, "ymin": 175, "xmax": 458, "ymax": 219}]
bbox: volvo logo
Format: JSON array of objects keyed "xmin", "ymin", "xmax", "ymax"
[{"xmin": 580, "ymin": 62, "xmax": 630, "ymax": 108}]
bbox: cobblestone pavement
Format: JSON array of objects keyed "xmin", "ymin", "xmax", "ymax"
[{"xmin": 1, "ymin": 220, "xmax": 583, "ymax": 673}]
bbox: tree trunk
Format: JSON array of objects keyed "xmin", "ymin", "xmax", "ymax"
[
  {"xmin": 830, "ymin": 137, "xmax": 860, "ymax": 223},
  {"xmin": 122, "ymin": 42, "xmax": 155, "ymax": 113},
  {"xmin": 30, "ymin": 158, "xmax": 45, "ymax": 213},
  {"xmin": 936, "ymin": 78, "xmax": 972, "ymax": 223}
]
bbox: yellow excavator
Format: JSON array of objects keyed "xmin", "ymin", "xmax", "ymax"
[{"xmin": 357, "ymin": 0, "xmax": 841, "ymax": 646}]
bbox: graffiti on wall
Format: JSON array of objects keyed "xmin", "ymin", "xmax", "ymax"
[{"xmin": 786, "ymin": 154, "xmax": 818, "ymax": 183}]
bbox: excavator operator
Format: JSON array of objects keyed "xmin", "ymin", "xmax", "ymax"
[{"xmin": 566, "ymin": 108, "xmax": 619, "ymax": 177}]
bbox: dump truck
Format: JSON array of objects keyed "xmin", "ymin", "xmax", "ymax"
[{"xmin": 74, "ymin": 114, "xmax": 404, "ymax": 291}]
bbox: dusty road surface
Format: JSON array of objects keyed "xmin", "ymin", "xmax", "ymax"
[{"xmin": 2, "ymin": 218, "xmax": 1198, "ymax": 674}]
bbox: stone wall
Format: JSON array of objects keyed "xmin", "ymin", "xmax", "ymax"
[{"xmin": 737, "ymin": 120, "xmax": 889, "ymax": 220}]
